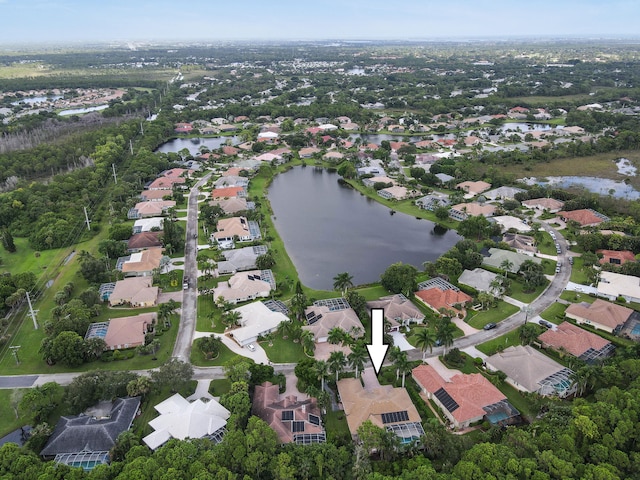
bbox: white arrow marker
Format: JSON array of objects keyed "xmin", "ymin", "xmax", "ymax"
[{"xmin": 366, "ymin": 308, "xmax": 389, "ymax": 376}]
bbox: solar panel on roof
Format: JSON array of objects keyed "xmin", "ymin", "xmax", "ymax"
[
  {"xmin": 306, "ymin": 311, "xmax": 315, "ymax": 320},
  {"xmin": 434, "ymin": 388, "xmax": 459, "ymax": 413},
  {"xmin": 282, "ymin": 410, "xmax": 293, "ymax": 421},
  {"xmin": 381, "ymin": 410, "xmax": 409, "ymax": 424},
  {"xmin": 292, "ymin": 421, "xmax": 305, "ymax": 433},
  {"xmin": 308, "ymin": 315, "xmax": 318, "ymax": 325}
]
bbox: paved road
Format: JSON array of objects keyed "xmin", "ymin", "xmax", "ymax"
[{"xmin": 171, "ymin": 173, "xmax": 213, "ymax": 362}]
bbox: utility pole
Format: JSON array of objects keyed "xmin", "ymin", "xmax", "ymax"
[
  {"xmin": 9, "ymin": 346, "xmax": 20, "ymax": 365},
  {"xmin": 25, "ymin": 291, "xmax": 38, "ymax": 330},
  {"xmin": 112, "ymin": 163, "xmax": 118, "ymax": 184},
  {"xmin": 84, "ymin": 206, "xmax": 91, "ymax": 231},
  {"xmin": 129, "ymin": 138, "xmax": 134, "ymax": 155},
  {"xmin": 140, "ymin": 122, "xmax": 144, "ymax": 135}
]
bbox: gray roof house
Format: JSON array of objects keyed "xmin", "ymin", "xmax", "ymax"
[
  {"xmin": 483, "ymin": 186, "xmax": 525, "ymax": 201},
  {"xmin": 416, "ymin": 192, "xmax": 451, "ymax": 211},
  {"xmin": 485, "ymin": 346, "xmax": 576, "ymax": 398},
  {"xmin": 483, "ymin": 248, "xmax": 541, "ymax": 273},
  {"xmin": 217, "ymin": 245, "xmax": 268, "ymax": 275},
  {"xmin": 458, "ymin": 268, "xmax": 500, "ymax": 294},
  {"xmin": 40, "ymin": 397, "xmax": 140, "ymax": 470},
  {"xmin": 366, "ymin": 294, "xmax": 425, "ymax": 331}
]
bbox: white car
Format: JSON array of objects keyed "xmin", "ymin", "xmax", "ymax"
[{"xmin": 246, "ymin": 344, "xmax": 256, "ymax": 352}]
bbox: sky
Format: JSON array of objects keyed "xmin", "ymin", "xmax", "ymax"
[{"xmin": 1, "ymin": 0, "xmax": 639, "ymax": 45}]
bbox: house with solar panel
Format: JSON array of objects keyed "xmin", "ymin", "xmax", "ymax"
[
  {"xmin": 40, "ymin": 397, "xmax": 140, "ymax": 471},
  {"xmin": 302, "ymin": 298, "xmax": 364, "ymax": 343},
  {"xmin": 252, "ymin": 382, "xmax": 326, "ymax": 445},
  {"xmin": 412, "ymin": 364, "xmax": 519, "ymax": 429},
  {"xmin": 337, "ymin": 378, "xmax": 425, "ymax": 445},
  {"xmin": 212, "ymin": 270, "xmax": 274, "ymax": 305},
  {"xmin": 485, "ymin": 345, "xmax": 576, "ymax": 398}
]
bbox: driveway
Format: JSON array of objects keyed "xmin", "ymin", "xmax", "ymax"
[
  {"xmin": 453, "ymin": 317, "xmax": 479, "ymax": 336},
  {"xmin": 390, "ymin": 331, "xmax": 414, "ymax": 351},
  {"xmin": 361, "ymin": 367, "xmax": 382, "ymax": 391},
  {"xmin": 425, "ymin": 356, "xmax": 459, "ymax": 381},
  {"xmin": 158, "ymin": 291, "xmax": 184, "ymax": 304}
]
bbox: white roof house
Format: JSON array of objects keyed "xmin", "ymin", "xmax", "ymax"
[
  {"xmin": 228, "ymin": 301, "xmax": 288, "ymax": 346},
  {"xmin": 143, "ymin": 394, "xmax": 230, "ymax": 450},
  {"xmin": 213, "ymin": 271, "xmax": 272, "ymax": 305},
  {"xmin": 458, "ymin": 268, "xmax": 500, "ymax": 294},
  {"xmin": 597, "ymin": 271, "xmax": 640, "ymax": 303},
  {"xmin": 133, "ymin": 217, "xmax": 164, "ymax": 234}
]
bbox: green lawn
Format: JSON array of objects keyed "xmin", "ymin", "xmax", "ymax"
[
  {"xmin": 476, "ymin": 329, "xmax": 522, "ymax": 356},
  {"xmin": 323, "ymin": 409, "xmax": 351, "ymax": 443},
  {"xmin": 190, "ymin": 338, "xmax": 246, "ymax": 367},
  {"xmin": 466, "ymin": 301, "xmax": 519, "ymax": 329},
  {"xmin": 405, "ymin": 323, "xmax": 464, "ymax": 349},
  {"xmin": 569, "ymin": 257, "xmax": 591, "ymax": 285},
  {"xmin": 133, "ymin": 381, "xmax": 197, "ymax": 437},
  {"xmin": 536, "ymin": 233, "xmax": 557, "ymax": 256},
  {"xmin": 0, "ymin": 389, "xmax": 26, "ymax": 438},
  {"xmin": 559, "ymin": 290, "xmax": 595, "ymax": 303},
  {"xmin": 196, "ymin": 295, "xmax": 224, "ymax": 333},
  {"xmin": 0, "ymin": 237, "xmax": 73, "ymax": 277},
  {"xmin": 539, "ymin": 302, "xmax": 568, "ymax": 324},
  {"xmin": 508, "ymin": 279, "xmax": 549, "ymax": 303},
  {"xmin": 261, "ymin": 333, "xmax": 305, "ymax": 363},
  {"xmin": 441, "ymin": 351, "xmax": 479, "ymax": 374},
  {"xmin": 209, "ymin": 378, "xmax": 232, "ymax": 396}
]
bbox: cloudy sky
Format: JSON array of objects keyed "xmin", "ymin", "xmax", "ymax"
[{"xmin": 1, "ymin": 0, "xmax": 639, "ymax": 44}]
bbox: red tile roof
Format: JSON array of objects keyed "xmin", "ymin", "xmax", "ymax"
[
  {"xmin": 210, "ymin": 186, "xmax": 244, "ymax": 198},
  {"xmin": 596, "ymin": 249, "xmax": 636, "ymax": 265},
  {"xmin": 412, "ymin": 365, "xmax": 506, "ymax": 425},
  {"xmin": 565, "ymin": 299, "xmax": 633, "ymax": 330},
  {"xmin": 414, "ymin": 288, "xmax": 472, "ymax": 313},
  {"xmin": 557, "ymin": 209, "xmax": 604, "ymax": 226},
  {"xmin": 538, "ymin": 321, "xmax": 611, "ymax": 357}
]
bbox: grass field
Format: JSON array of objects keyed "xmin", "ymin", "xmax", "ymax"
[
  {"xmin": 466, "ymin": 301, "xmax": 519, "ymax": 329},
  {"xmin": 508, "ymin": 279, "xmax": 549, "ymax": 303},
  {"xmin": 190, "ymin": 338, "xmax": 245, "ymax": 367},
  {"xmin": 261, "ymin": 333, "xmax": 305, "ymax": 363},
  {"xmin": 476, "ymin": 329, "xmax": 522, "ymax": 356},
  {"xmin": 539, "ymin": 302, "xmax": 568, "ymax": 324},
  {"xmin": 0, "ymin": 389, "xmax": 26, "ymax": 438}
]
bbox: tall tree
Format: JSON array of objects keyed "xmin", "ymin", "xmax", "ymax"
[
  {"xmin": 414, "ymin": 328, "xmax": 437, "ymax": 360},
  {"xmin": 348, "ymin": 343, "xmax": 368, "ymax": 378},
  {"xmin": 1, "ymin": 227, "xmax": 16, "ymax": 253},
  {"xmin": 332, "ymin": 272, "xmax": 354, "ymax": 296},
  {"xmin": 289, "ymin": 281, "xmax": 308, "ymax": 321},
  {"xmin": 436, "ymin": 318, "xmax": 456, "ymax": 354},
  {"xmin": 328, "ymin": 350, "xmax": 346, "ymax": 382}
]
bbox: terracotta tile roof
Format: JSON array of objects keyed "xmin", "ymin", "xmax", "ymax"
[
  {"xmin": 415, "ymin": 287, "xmax": 472, "ymax": 313},
  {"xmin": 121, "ymin": 247, "xmax": 164, "ymax": 274},
  {"xmin": 366, "ymin": 294, "xmax": 425, "ymax": 324},
  {"xmin": 252, "ymin": 382, "xmax": 325, "ymax": 444},
  {"xmin": 522, "ymin": 197, "xmax": 565, "ymax": 211},
  {"xmin": 105, "ymin": 312, "xmax": 155, "ymax": 349},
  {"xmin": 148, "ymin": 177, "xmax": 186, "ymax": 190},
  {"xmin": 412, "ymin": 365, "xmax": 506, "ymax": 424},
  {"xmin": 210, "ymin": 186, "xmax": 244, "ymax": 198},
  {"xmin": 140, "ymin": 189, "xmax": 172, "ymax": 201},
  {"xmin": 597, "ymin": 249, "xmax": 636, "ymax": 265},
  {"xmin": 538, "ymin": 321, "xmax": 611, "ymax": 357},
  {"xmin": 557, "ymin": 209, "xmax": 605, "ymax": 226},
  {"xmin": 565, "ymin": 299, "xmax": 633, "ymax": 330},
  {"xmin": 456, "ymin": 181, "xmax": 491, "ymax": 195},
  {"xmin": 302, "ymin": 306, "xmax": 363, "ymax": 341},
  {"xmin": 221, "ymin": 146, "xmax": 239, "ymax": 156},
  {"xmin": 127, "ymin": 231, "xmax": 163, "ymax": 251}
]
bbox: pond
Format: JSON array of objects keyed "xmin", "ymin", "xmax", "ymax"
[
  {"xmin": 268, "ymin": 166, "xmax": 461, "ymax": 290},
  {"xmin": 155, "ymin": 136, "xmax": 240, "ymax": 155},
  {"xmin": 58, "ymin": 105, "xmax": 109, "ymax": 116},
  {"xmin": 521, "ymin": 175, "xmax": 640, "ymax": 200}
]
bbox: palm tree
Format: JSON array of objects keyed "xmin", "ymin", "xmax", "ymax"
[
  {"xmin": 222, "ymin": 310, "xmax": 242, "ymax": 329},
  {"xmin": 327, "ymin": 327, "xmax": 347, "ymax": 346},
  {"xmin": 301, "ymin": 330, "xmax": 316, "ymax": 356},
  {"xmin": 388, "ymin": 346, "xmax": 402, "ymax": 381},
  {"xmin": 348, "ymin": 343, "xmax": 368, "ymax": 378},
  {"xmin": 395, "ymin": 352, "xmax": 412, "ymax": 388},
  {"xmin": 414, "ymin": 328, "xmax": 436, "ymax": 361},
  {"xmin": 332, "ymin": 272, "xmax": 354, "ymax": 296},
  {"xmin": 289, "ymin": 281, "xmax": 308, "ymax": 321},
  {"xmin": 315, "ymin": 360, "xmax": 330, "ymax": 391},
  {"xmin": 436, "ymin": 318, "xmax": 456, "ymax": 354},
  {"xmin": 500, "ymin": 259, "xmax": 514, "ymax": 277},
  {"xmin": 328, "ymin": 351, "xmax": 347, "ymax": 383}
]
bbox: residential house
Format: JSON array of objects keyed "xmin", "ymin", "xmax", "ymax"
[
  {"xmin": 378, "ymin": 185, "xmax": 408, "ymax": 200},
  {"xmin": 502, "ymin": 233, "xmax": 537, "ymax": 255},
  {"xmin": 40, "ymin": 397, "xmax": 140, "ymax": 470},
  {"xmin": 140, "ymin": 189, "xmax": 172, "ymax": 201},
  {"xmin": 127, "ymin": 231, "xmax": 163, "ymax": 252},
  {"xmin": 456, "ymin": 180, "xmax": 491, "ymax": 197},
  {"xmin": 213, "ymin": 270, "xmax": 273, "ymax": 305},
  {"xmin": 363, "ymin": 176, "xmax": 395, "ymax": 188},
  {"xmin": 538, "ymin": 321, "xmax": 615, "ymax": 363},
  {"xmin": 415, "ymin": 287, "xmax": 472, "ymax": 317},
  {"xmin": 128, "ymin": 200, "xmax": 175, "ymax": 219},
  {"xmin": 483, "ymin": 248, "xmax": 541, "ymax": 273},
  {"xmin": 416, "ymin": 192, "xmax": 451, "ymax": 211},
  {"xmin": 557, "ymin": 209, "xmax": 609, "ymax": 227},
  {"xmin": 210, "ymin": 186, "xmax": 246, "ymax": 199},
  {"xmin": 366, "ymin": 294, "xmax": 425, "ymax": 331},
  {"xmin": 449, "ymin": 202, "xmax": 496, "ymax": 221},
  {"xmin": 337, "ymin": 378, "xmax": 425, "ymax": 444},
  {"xmin": 485, "ymin": 345, "xmax": 576, "ymax": 398},
  {"xmin": 521, "ymin": 197, "xmax": 565, "ymax": 213},
  {"xmin": 119, "ymin": 247, "xmax": 165, "ymax": 277},
  {"xmin": 214, "ymin": 176, "xmax": 249, "ymax": 189},
  {"xmin": 85, "ymin": 312, "xmax": 156, "ymax": 351},
  {"xmin": 252, "ymin": 382, "xmax": 326, "ymax": 445},
  {"xmin": 565, "ymin": 298, "xmax": 634, "ymax": 334},
  {"xmin": 458, "ymin": 268, "xmax": 500, "ymax": 294},
  {"xmin": 217, "ymin": 245, "xmax": 268, "ymax": 274},
  {"xmin": 108, "ymin": 277, "xmax": 158, "ymax": 307},
  {"xmin": 302, "ymin": 301, "xmax": 364, "ymax": 343},
  {"xmin": 596, "ymin": 249, "xmax": 636, "ymax": 266},
  {"xmin": 299, "ymin": 147, "xmax": 321, "ymax": 158},
  {"xmin": 324, "ymin": 151, "xmax": 344, "ymax": 163},
  {"xmin": 210, "ymin": 197, "xmax": 254, "ymax": 215},
  {"xmin": 147, "ymin": 176, "xmax": 186, "ymax": 190},
  {"xmin": 412, "ymin": 364, "xmax": 519, "ymax": 429},
  {"xmin": 435, "ymin": 173, "xmax": 455, "ymax": 184},
  {"xmin": 211, "ymin": 216, "xmax": 260, "ymax": 249},
  {"xmin": 143, "ymin": 394, "xmax": 230, "ymax": 450},
  {"xmin": 484, "ymin": 186, "xmax": 525, "ymax": 201},
  {"xmin": 227, "ymin": 301, "xmax": 288, "ymax": 347},
  {"xmin": 132, "ymin": 217, "xmax": 164, "ymax": 234},
  {"xmin": 221, "ymin": 146, "xmax": 240, "ymax": 156}
]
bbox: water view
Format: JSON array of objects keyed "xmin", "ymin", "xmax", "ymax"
[
  {"xmin": 268, "ymin": 166, "xmax": 461, "ymax": 290},
  {"xmin": 522, "ymin": 175, "xmax": 640, "ymax": 200},
  {"xmin": 58, "ymin": 105, "xmax": 109, "ymax": 116},
  {"xmin": 155, "ymin": 136, "xmax": 240, "ymax": 155}
]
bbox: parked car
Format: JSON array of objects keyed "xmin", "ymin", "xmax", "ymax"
[
  {"xmin": 246, "ymin": 343, "xmax": 256, "ymax": 352},
  {"xmin": 539, "ymin": 320, "xmax": 553, "ymax": 329},
  {"xmin": 483, "ymin": 323, "xmax": 497, "ymax": 330},
  {"xmin": 569, "ymin": 257, "xmax": 574, "ymax": 265}
]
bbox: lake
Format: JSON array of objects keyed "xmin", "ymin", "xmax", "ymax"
[
  {"xmin": 268, "ymin": 166, "xmax": 461, "ymax": 290},
  {"xmin": 521, "ymin": 174, "xmax": 640, "ymax": 200},
  {"xmin": 156, "ymin": 136, "xmax": 240, "ymax": 155},
  {"xmin": 58, "ymin": 105, "xmax": 109, "ymax": 116}
]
